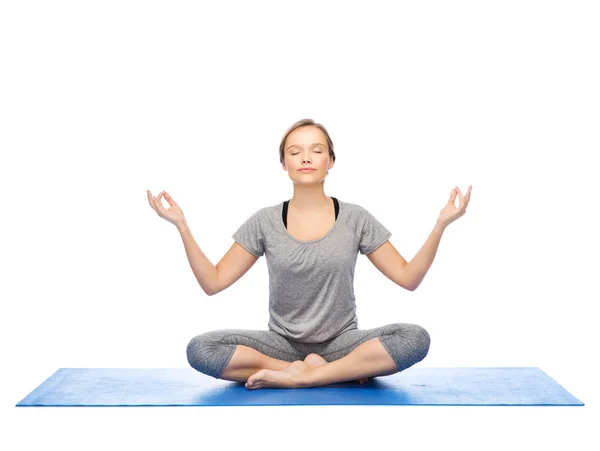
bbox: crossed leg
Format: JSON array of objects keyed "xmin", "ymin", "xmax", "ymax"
[
  {"xmin": 303, "ymin": 353, "xmax": 369, "ymax": 385},
  {"xmin": 245, "ymin": 324, "xmax": 430, "ymax": 389},
  {"xmin": 241, "ymin": 352, "xmax": 368, "ymax": 388},
  {"xmin": 192, "ymin": 324, "xmax": 429, "ymax": 388},
  {"xmin": 220, "ymin": 345, "xmax": 369, "ymax": 386},
  {"xmin": 245, "ymin": 338, "xmax": 392, "ymax": 390}
]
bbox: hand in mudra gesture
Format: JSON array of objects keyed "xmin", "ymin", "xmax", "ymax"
[
  {"xmin": 147, "ymin": 190, "xmax": 186, "ymax": 227},
  {"xmin": 436, "ymin": 185, "xmax": 472, "ymax": 229}
]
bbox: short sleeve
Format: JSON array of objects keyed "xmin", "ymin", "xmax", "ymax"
[
  {"xmin": 232, "ymin": 210, "xmax": 265, "ymax": 257},
  {"xmin": 359, "ymin": 208, "xmax": 392, "ymax": 255}
]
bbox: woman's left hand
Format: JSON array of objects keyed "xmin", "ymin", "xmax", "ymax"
[{"xmin": 436, "ymin": 185, "xmax": 472, "ymax": 230}]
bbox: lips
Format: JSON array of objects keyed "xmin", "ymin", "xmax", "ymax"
[{"xmin": 299, "ymin": 169, "xmax": 316, "ymax": 172}]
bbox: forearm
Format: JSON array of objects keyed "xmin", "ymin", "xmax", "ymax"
[
  {"xmin": 176, "ymin": 221, "xmax": 218, "ymax": 296},
  {"xmin": 406, "ymin": 223, "xmax": 445, "ymax": 291}
]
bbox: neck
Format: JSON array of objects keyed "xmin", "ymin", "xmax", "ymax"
[{"xmin": 289, "ymin": 185, "xmax": 331, "ymax": 213}]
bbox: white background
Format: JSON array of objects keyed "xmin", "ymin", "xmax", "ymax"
[{"xmin": 2, "ymin": 0, "xmax": 598, "ymax": 449}]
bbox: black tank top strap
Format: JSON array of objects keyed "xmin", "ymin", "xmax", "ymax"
[
  {"xmin": 282, "ymin": 199, "xmax": 290, "ymax": 228},
  {"xmin": 333, "ymin": 197, "xmax": 339, "ymax": 218}
]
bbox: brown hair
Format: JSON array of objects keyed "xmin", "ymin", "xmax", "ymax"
[{"xmin": 279, "ymin": 118, "xmax": 336, "ymax": 165}]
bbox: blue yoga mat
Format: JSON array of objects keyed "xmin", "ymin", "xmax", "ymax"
[{"xmin": 16, "ymin": 367, "xmax": 583, "ymax": 407}]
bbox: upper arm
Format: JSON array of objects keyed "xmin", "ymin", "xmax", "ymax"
[
  {"xmin": 366, "ymin": 240, "xmax": 413, "ymax": 291},
  {"xmin": 211, "ymin": 241, "xmax": 260, "ymax": 296}
]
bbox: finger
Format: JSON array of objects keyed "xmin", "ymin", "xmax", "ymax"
[
  {"xmin": 456, "ymin": 186, "xmax": 465, "ymax": 208},
  {"xmin": 147, "ymin": 190, "xmax": 157, "ymax": 212},
  {"xmin": 462, "ymin": 186, "xmax": 471, "ymax": 209},
  {"xmin": 448, "ymin": 187, "xmax": 458, "ymax": 205},
  {"xmin": 164, "ymin": 191, "xmax": 175, "ymax": 205},
  {"xmin": 153, "ymin": 194, "xmax": 166, "ymax": 214},
  {"xmin": 155, "ymin": 191, "xmax": 166, "ymax": 209}
]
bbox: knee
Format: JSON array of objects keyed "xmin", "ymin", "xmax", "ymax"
[
  {"xmin": 410, "ymin": 324, "xmax": 431, "ymax": 361},
  {"xmin": 186, "ymin": 334, "xmax": 206, "ymax": 371},
  {"xmin": 186, "ymin": 334, "xmax": 219, "ymax": 376}
]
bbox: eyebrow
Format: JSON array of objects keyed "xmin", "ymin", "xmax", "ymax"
[{"xmin": 286, "ymin": 143, "xmax": 326, "ymax": 152}]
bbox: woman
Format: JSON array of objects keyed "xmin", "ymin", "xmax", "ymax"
[{"xmin": 147, "ymin": 118, "xmax": 472, "ymax": 390}]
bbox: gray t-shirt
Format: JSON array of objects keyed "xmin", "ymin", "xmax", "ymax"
[{"xmin": 232, "ymin": 198, "xmax": 392, "ymax": 344}]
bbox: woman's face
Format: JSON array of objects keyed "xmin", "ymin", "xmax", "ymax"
[{"xmin": 282, "ymin": 126, "xmax": 333, "ymax": 181}]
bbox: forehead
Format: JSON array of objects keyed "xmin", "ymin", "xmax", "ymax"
[{"xmin": 285, "ymin": 126, "xmax": 327, "ymax": 149}]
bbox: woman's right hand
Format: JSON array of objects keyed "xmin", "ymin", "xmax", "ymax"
[{"xmin": 147, "ymin": 190, "xmax": 186, "ymax": 227}]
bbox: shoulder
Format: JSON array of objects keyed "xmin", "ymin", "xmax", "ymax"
[
  {"xmin": 241, "ymin": 202, "xmax": 279, "ymax": 220},
  {"xmin": 339, "ymin": 199, "xmax": 370, "ymax": 218},
  {"xmin": 257, "ymin": 201, "xmax": 283, "ymax": 221},
  {"xmin": 244, "ymin": 201, "xmax": 282, "ymax": 235}
]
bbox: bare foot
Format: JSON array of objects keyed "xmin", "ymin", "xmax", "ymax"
[
  {"xmin": 245, "ymin": 354, "xmax": 370, "ymax": 389},
  {"xmin": 246, "ymin": 360, "xmax": 309, "ymax": 390}
]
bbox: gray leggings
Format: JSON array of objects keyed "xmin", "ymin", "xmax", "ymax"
[{"xmin": 186, "ymin": 322, "xmax": 431, "ymax": 380}]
